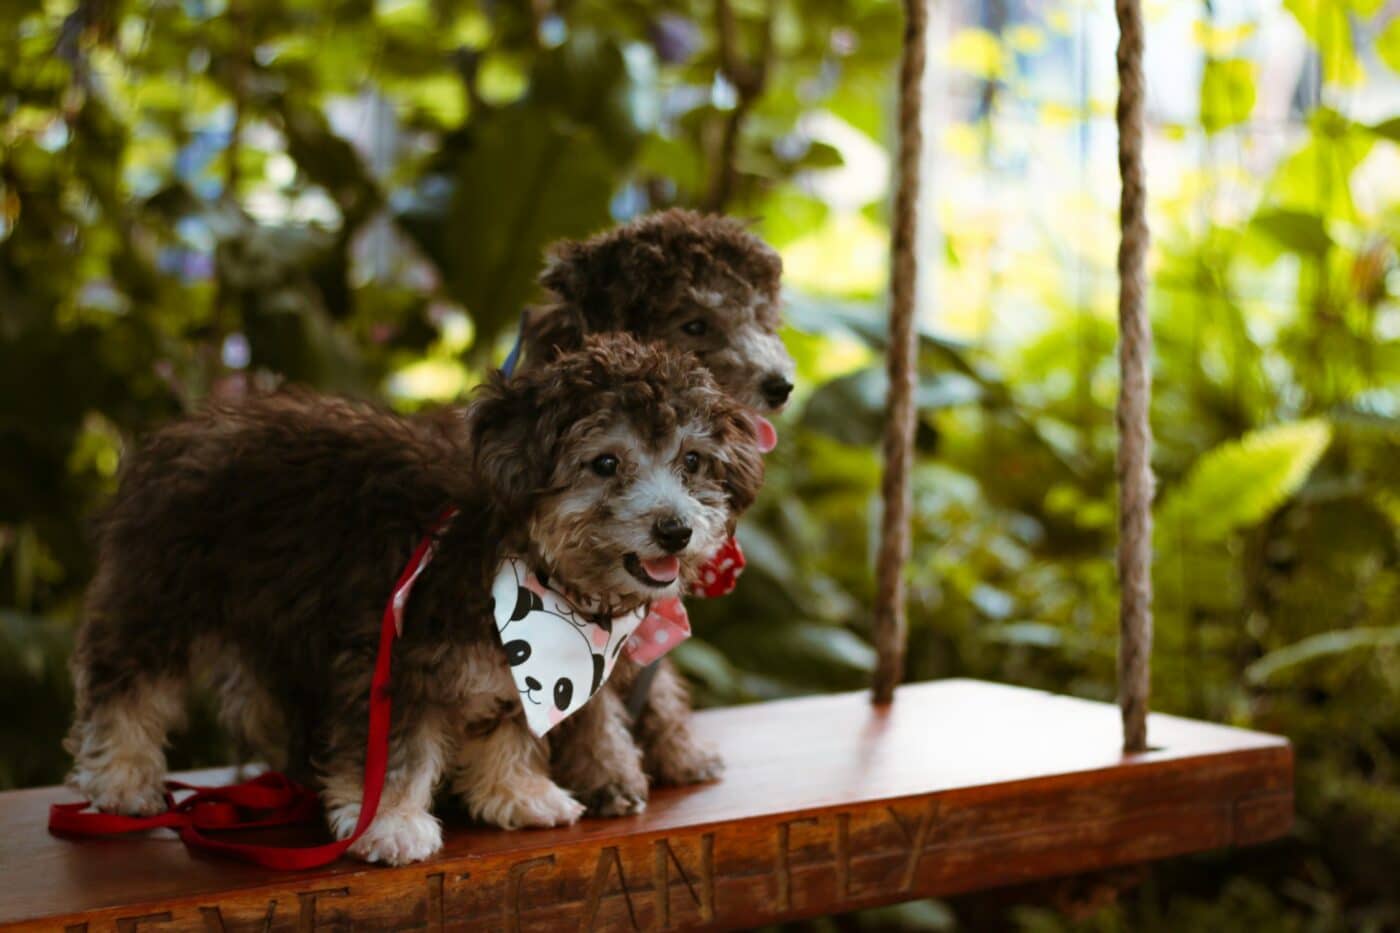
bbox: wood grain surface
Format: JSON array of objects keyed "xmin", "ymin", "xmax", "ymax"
[{"xmin": 0, "ymin": 679, "xmax": 1293, "ymax": 931}]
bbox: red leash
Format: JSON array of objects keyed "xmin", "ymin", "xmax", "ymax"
[{"xmin": 48, "ymin": 517, "xmax": 450, "ymax": 870}]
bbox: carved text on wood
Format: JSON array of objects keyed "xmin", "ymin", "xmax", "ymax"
[{"xmin": 37, "ymin": 784, "xmax": 1291, "ymax": 933}]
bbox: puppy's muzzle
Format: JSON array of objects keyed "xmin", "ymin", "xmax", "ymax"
[{"xmin": 652, "ymin": 516, "xmax": 693, "ymax": 553}]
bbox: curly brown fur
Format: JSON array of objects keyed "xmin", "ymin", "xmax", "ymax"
[
  {"xmin": 548, "ymin": 684, "xmax": 648, "ymax": 817},
  {"xmin": 524, "ymin": 208, "xmax": 794, "ymax": 413},
  {"xmin": 524, "ymin": 210, "xmax": 792, "ymax": 809},
  {"xmin": 65, "ymin": 335, "xmax": 763, "ymax": 865},
  {"xmin": 609, "ymin": 657, "xmax": 722, "ymax": 784}
]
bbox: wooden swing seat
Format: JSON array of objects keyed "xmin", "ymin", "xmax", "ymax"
[{"xmin": 0, "ymin": 679, "xmax": 1290, "ymax": 932}]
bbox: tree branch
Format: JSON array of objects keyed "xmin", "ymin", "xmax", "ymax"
[{"xmin": 704, "ymin": 0, "xmax": 774, "ymax": 212}]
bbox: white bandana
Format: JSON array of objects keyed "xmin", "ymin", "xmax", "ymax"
[{"xmin": 491, "ymin": 558, "xmax": 649, "ymax": 736}]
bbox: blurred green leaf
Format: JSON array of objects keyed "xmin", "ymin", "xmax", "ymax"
[
  {"xmin": 1368, "ymin": 116, "xmax": 1400, "ymax": 142},
  {"xmin": 1157, "ymin": 419, "xmax": 1332, "ymax": 545},
  {"xmin": 1251, "ymin": 208, "xmax": 1332, "ymax": 255},
  {"xmin": 1247, "ymin": 627, "xmax": 1400, "ymax": 685},
  {"xmin": 1200, "ymin": 58, "xmax": 1257, "ymax": 133},
  {"xmin": 669, "ymin": 637, "xmax": 742, "ymax": 698},
  {"xmin": 1285, "ymin": 0, "xmax": 1363, "ymax": 85},
  {"xmin": 709, "ymin": 620, "xmax": 876, "ymax": 689},
  {"xmin": 1379, "ymin": 18, "xmax": 1400, "ymax": 74},
  {"xmin": 410, "ymin": 110, "xmax": 616, "ymax": 355},
  {"xmin": 802, "ymin": 365, "xmax": 981, "ymax": 447},
  {"xmin": 531, "ymin": 31, "xmax": 644, "ymax": 161}
]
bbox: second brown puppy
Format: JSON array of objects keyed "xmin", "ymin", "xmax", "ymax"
[{"xmin": 524, "ymin": 209, "xmax": 794, "ymax": 814}]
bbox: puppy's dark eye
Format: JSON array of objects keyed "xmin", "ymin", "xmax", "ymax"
[
  {"xmin": 590, "ymin": 454, "xmax": 619, "ymax": 477},
  {"xmin": 683, "ymin": 451, "xmax": 701, "ymax": 474},
  {"xmin": 681, "ymin": 319, "xmax": 707, "ymax": 337}
]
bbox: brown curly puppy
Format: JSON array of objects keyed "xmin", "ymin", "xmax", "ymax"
[
  {"xmin": 65, "ymin": 335, "xmax": 763, "ymax": 866},
  {"xmin": 524, "ymin": 208, "xmax": 794, "ymax": 412},
  {"xmin": 522, "ymin": 209, "xmax": 794, "ymax": 815}
]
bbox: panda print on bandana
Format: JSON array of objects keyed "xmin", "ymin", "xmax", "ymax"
[{"xmin": 490, "ymin": 559, "xmax": 649, "ymax": 736}]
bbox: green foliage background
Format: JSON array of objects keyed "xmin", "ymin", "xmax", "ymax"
[{"xmin": 2, "ymin": 0, "xmax": 1397, "ymax": 929}]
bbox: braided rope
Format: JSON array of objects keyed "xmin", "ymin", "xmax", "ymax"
[
  {"xmin": 873, "ymin": 0, "xmax": 1154, "ymax": 739},
  {"xmin": 1115, "ymin": 0, "xmax": 1154, "ymax": 752},
  {"xmin": 872, "ymin": 0, "xmax": 926, "ymax": 705}
]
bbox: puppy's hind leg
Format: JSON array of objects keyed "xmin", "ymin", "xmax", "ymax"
[
  {"xmin": 67, "ymin": 556, "xmax": 194, "ymax": 816},
  {"xmin": 200, "ymin": 643, "xmax": 291, "ymax": 777},
  {"xmin": 65, "ymin": 673, "xmax": 186, "ymax": 817},
  {"xmin": 321, "ymin": 709, "xmax": 450, "ymax": 866},
  {"xmin": 453, "ymin": 713, "xmax": 585, "ymax": 829},
  {"xmin": 551, "ymin": 687, "xmax": 648, "ymax": 816}
]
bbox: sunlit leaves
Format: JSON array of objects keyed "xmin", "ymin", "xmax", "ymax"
[
  {"xmin": 421, "ymin": 109, "xmax": 616, "ymax": 353},
  {"xmin": 389, "ymin": 73, "xmax": 468, "ymax": 127},
  {"xmin": 1264, "ymin": 109, "xmax": 1374, "ymax": 220},
  {"xmin": 1152, "ymin": 420, "xmax": 1340, "ymax": 683},
  {"xmin": 1005, "ymin": 24, "xmax": 1046, "ymax": 55},
  {"xmin": 1378, "ymin": 17, "xmax": 1400, "ymax": 74},
  {"xmin": 276, "ymin": 101, "xmax": 379, "ymax": 227},
  {"xmin": 1156, "ymin": 418, "xmax": 1333, "ymax": 545},
  {"xmin": 753, "ymin": 187, "xmax": 829, "ymax": 248},
  {"xmin": 1284, "ymin": 0, "xmax": 1365, "ymax": 86},
  {"xmin": 1191, "ymin": 21, "xmax": 1257, "ymax": 57},
  {"xmin": 477, "ymin": 54, "xmax": 530, "ymax": 106},
  {"xmin": 386, "ymin": 356, "xmax": 469, "ymax": 403},
  {"xmin": 374, "ymin": 0, "xmax": 432, "ymax": 31},
  {"xmin": 389, "ymin": 29, "xmax": 644, "ymax": 356},
  {"xmin": 944, "ymin": 27, "xmax": 1006, "ymax": 80},
  {"xmin": 1341, "ymin": 0, "xmax": 1387, "ymax": 17},
  {"xmin": 780, "ymin": 211, "xmax": 888, "ymax": 297},
  {"xmin": 1199, "ymin": 58, "xmax": 1256, "ymax": 133},
  {"xmin": 823, "ymin": 71, "xmax": 891, "ymax": 142},
  {"xmin": 1251, "ymin": 208, "xmax": 1332, "ymax": 255}
]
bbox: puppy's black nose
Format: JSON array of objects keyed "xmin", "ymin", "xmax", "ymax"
[
  {"xmin": 652, "ymin": 516, "xmax": 692, "ymax": 553},
  {"xmin": 761, "ymin": 375, "xmax": 793, "ymax": 408}
]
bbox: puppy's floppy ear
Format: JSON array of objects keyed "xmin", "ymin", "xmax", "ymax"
[
  {"xmin": 713, "ymin": 408, "xmax": 766, "ymax": 527},
  {"xmin": 718, "ymin": 235, "xmax": 784, "ymax": 303},
  {"xmin": 466, "ymin": 373, "xmax": 548, "ymax": 518},
  {"xmin": 521, "ymin": 303, "xmax": 586, "ymax": 368},
  {"xmin": 539, "ymin": 240, "xmax": 589, "ymax": 303},
  {"xmin": 539, "ymin": 237, "xmax": 627, "ymax": 334}
]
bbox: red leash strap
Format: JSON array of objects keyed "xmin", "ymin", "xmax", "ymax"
[{"xmin": 48, "ymin": 513, "xmax": 454, "ymax": 870}]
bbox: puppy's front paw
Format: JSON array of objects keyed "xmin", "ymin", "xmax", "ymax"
[
  {"xmin": 69, "ymin": 766, "xmax": 167, "ymax": 817},
  {"xmin": 649, "ymin": 738, "xmax": 724, "ymax": 787},
  {"xmin": 560, "ymin": 755, "xmax": 649, "ymax": 817},
  {"xmin": 470, "ymin": 777, "xmax": 585, "ymax": 830},
  {"xmin": 580, "ymin": 781, "xmax": 648, "ymax": 817},
  {"xmin": 344, "ymin": 809, "xmax": 443, "ymax": 866}
]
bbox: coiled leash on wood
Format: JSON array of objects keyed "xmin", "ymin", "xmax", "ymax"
[{"xmin": 47, "ymin": 515, "xmax": 450, "ymax": 870}]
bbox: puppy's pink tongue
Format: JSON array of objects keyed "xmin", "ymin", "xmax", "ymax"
[
  {"xmin": 642, "ymin": 556, "xmax": 680, "ymax": 583},
  {"xmin": 752, "ymin": 415, "xmax": 778, "ymax": 453}
]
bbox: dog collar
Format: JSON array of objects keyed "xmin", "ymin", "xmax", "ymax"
[
  {"xmin": 383, "ymin": 511, "xmax": 693, "ymax": 735},
  {"xmin": 491, "ymin": 558, "xmax": 690, "ymax": 736}
]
